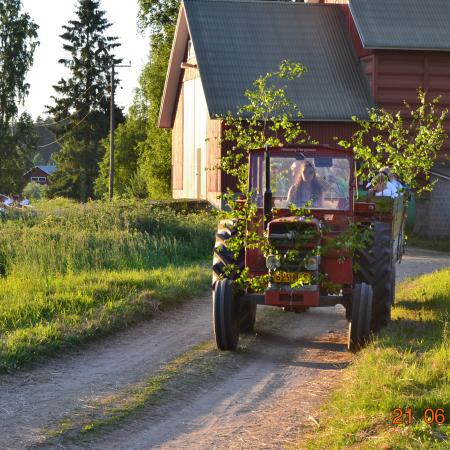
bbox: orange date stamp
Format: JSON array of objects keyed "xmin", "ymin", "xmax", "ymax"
[{"xmin": 392, "ymin": 407, "xmax": 446, "ymax": 425}]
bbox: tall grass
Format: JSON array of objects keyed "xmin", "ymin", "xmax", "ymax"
[
  {"xmin": 0, "ymin": 199, "xmax": 216, "ymax": 371},
  {"xmin": 0, "ymin": 199, "xmax": 214, "ymax": 276}
]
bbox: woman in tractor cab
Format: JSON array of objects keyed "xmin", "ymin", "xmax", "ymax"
[{"xmin": 287, "ymin": 160, "xmax": 324, "ymax": 207}]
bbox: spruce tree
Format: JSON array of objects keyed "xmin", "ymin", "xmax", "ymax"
[{"xmin": 47, "ymin": 0, "xmax": 124, "ymax": 201}]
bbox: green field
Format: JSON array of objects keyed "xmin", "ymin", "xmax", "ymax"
[
  {"xmin": 306, "ymin": 269, "xmax": 450, "ymax": 449},
  {"xmin": 0, "ymin": 199, "xmax": 215, "ymax": 372}
]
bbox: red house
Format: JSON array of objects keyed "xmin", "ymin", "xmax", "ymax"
[
  {"xmin": 24, "ymin": 165, "xmax": 57, "ymax": 186},
  {"xmin": 159, "ymin": 0, "xmax": 450, "ymax": 236}
]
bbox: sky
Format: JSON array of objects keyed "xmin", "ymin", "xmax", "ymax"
[{"xmin": 20, "ymin": 0, "xmax": 150, "ymax": 120}]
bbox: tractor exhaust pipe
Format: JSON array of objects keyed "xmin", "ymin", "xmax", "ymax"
[{"xmin": 263, "ymin": 145, "xmax": 272, "ymax": 229}]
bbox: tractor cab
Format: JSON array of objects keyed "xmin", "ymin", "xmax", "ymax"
[{"xmin": 249, "ymin": 146, "xmax": 354, "ymax": 214}]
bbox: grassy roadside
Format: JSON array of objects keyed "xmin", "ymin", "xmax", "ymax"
[
  {"xmin": 0, "ymin": 199, "xmax": 215, "ymax": 371},
  {"xmin": 304, "ymin": 269, "xmax": 450, "ymax": 449},
  {"xmin": 0, "ymin": 264, "xmax": 211, "ymax": 372},
  {"xmin": 407, "ymin": 234, "xmax": 450, "ymax": 253}
]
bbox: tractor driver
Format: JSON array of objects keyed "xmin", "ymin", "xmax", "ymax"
[{"xmin": 287, "ymin": 160, "xmax": 324, "ymax": 208}]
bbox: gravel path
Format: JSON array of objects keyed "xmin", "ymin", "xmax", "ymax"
[{"xmin": 0, "ymin": 247, "xmax": 449, "ymax": 449}]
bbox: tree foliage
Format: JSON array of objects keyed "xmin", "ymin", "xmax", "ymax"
[
  {"xmin": 135, "ymin": 34, "xmax": 172, "ymax": 199},
  {"xmin": 218, "ymin": 63, "xmax": 446, "ymax": 293},
  {"xmin": 339, "ymin": 91, "xmax": 448, "ymax": 194},
  {"xmin": 0, "ymin": 0, "xmax": 38, "ymax": 193},
  {"xmin": 0, "ymin": 112, "xmax": 38, "ymax": 193},
  {"xmin": 129, "ymin": 1, "xmax": 177, "ymax": 200},
  {"xmin": 222, "ymin": 60, "xmax": 310, "ymax": 192},
  {"xmin": 0, "ymin": 0, "xmax": 38, "ymax": 125},
  {"xmin": 47, "ymin": 0, "xmax": 124, "ymax": 201},
  {"xmin": 138, "ymin": 0, "xmax": 179, "ymax": 36}
]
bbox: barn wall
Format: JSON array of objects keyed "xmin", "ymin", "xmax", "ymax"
[
  {"xmin": 371, "ymin": 51, "xmax": 450, "ymax": 236},
  {"xmin": 371, "ymin": 51, "xmax": 450, "ymax": 155},
  {"xmin": 415, "ymin": 176, "xmax": 450, "ymax": 237},
  {"xmin": 301, "ymin": 121, "xmax": 360, "ymax": 145},
  {"xmin": 206, "ymin": 119, "xmax": 222, "ymax": 208},
  {"xmin": 172, "ymin": 64, "xmax": 222, "ymax": 204},
  {"xmin": 336, "ymin": 3, "xmax": 370, "ymax": 59}
]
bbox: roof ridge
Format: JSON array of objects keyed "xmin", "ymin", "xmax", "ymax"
[{"xmin": 183, "ymin": 0, "xmax": 334, "ymax": 5}]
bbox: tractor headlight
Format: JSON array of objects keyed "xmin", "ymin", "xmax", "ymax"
[
  {"xmin": 266, "ymin": 255, "xmax": 280, "ymax": 271},
  {"xmin": 304, "ymin": 256, "xmax": 319, "ymax": 271}
]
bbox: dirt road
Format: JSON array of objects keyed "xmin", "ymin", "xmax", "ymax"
[{"xmin": 1, "ymin": 246, "xmax": 449, "ymax": 449}]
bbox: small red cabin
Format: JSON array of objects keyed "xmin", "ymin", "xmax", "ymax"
[
  {"xmin": 160, "ymin": 0, "xmax": 450, "ymax": 236},
  {"xmin": 24, "ymin": 165, "xmax": 57, "ymax": 186}
]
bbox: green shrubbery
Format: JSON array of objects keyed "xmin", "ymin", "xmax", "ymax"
[
  {"xmin": 0, "ymin": 199, "xmax": 215, "ymax": 371},
  {"xmin": 22, "ymin": 181, "xmax": 47, "ymax": 200}
]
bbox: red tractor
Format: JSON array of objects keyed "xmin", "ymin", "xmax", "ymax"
[{"xmin": 212, "ymin": 145, "xmax": 405, "ymax": 351}]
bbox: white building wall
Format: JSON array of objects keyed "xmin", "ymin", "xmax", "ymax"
[{"xmin": 182, "ymin": 78, "xmax": 208, "ymax": 199}]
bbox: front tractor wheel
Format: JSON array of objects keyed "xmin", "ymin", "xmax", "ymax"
[
  {"xmin": 348, "ymin": 283, "xmax": 373, "ymax": 352},
  {"xmin": 213, "ymin": 279, "xmax": 240, "ymax": 351}
]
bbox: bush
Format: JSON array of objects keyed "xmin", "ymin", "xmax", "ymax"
[{"xmin": 22, "ymin": 181, "xmax": 47, "ymax": 200}]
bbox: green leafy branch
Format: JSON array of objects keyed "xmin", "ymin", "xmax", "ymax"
[{"xmin": 339, "ymin": 90, "xmax": 448, "ymax": 194}]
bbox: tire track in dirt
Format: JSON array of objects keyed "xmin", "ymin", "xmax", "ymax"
[{"xmin": 0, "ymin": 247, "xmax": 449, "ymax": 449}]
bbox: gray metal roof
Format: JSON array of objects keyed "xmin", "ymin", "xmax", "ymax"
[
  {"xmin": 349, "ymin": 0, "xmax": 450, "ymax": 51},
  {"xmin": 184, "ymin": 0, "xmax": 372, "ymax": 121},
  {"xmin": 36, "ymin": 165, "xmax": 57, "ymax": 175}
]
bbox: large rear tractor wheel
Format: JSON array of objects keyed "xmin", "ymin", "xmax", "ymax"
[
  {"xmin": 355, "ymin": 222, "xmax": 395, "ymax": 332},
  {"xmin": 212, "ymin": 220, "xmax": 244, "ymax": 287},
  {"xmin": 348, "ymin": 283, "xmax": 373, "ymax": 352},
  {"xmin": 213, "ymin": 279, "xmax": 240, "ymax": 351}
]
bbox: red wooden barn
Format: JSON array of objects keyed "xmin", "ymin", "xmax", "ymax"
[{"xmin": 159, "ymin": 0, "xmax": 450, "ymax": 236}]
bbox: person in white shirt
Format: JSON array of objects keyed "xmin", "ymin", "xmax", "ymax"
[
  {"xmin": 380, "ymin": 167, "xmax": 403, "ymax": 195},
  {"xmin": 367, "ymin": 167, "xmax": 403, "ymax": 198},
  {"xmin": 367, "ymin": 173, "xmax": 398, "ymax": 197}
]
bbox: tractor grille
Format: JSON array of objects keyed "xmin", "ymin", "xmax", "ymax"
[
  {"xmin": 267, "ymin": 217, "xmax": 321, "ymax": 273},
  {"xmin": 268, "ymin": 218, "xmax": 320, "ymax": 249}
]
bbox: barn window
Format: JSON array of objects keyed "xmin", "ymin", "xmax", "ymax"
[{"xmin": 187, "ymin": 39, "xmax": 196, "ymax": 61}]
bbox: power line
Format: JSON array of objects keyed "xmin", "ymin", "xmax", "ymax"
[
  {"xmin": 33, "ymin": 83, "xmax": 104, "ymax": 126},
  {"xmin": 37, "ymin": 93, "xmax": 108, "ymax": 149}
]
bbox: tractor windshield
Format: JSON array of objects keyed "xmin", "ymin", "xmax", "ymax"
[{"xmin": 250, "ymin": 154, "xmax": 351, "ymax": 210}]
